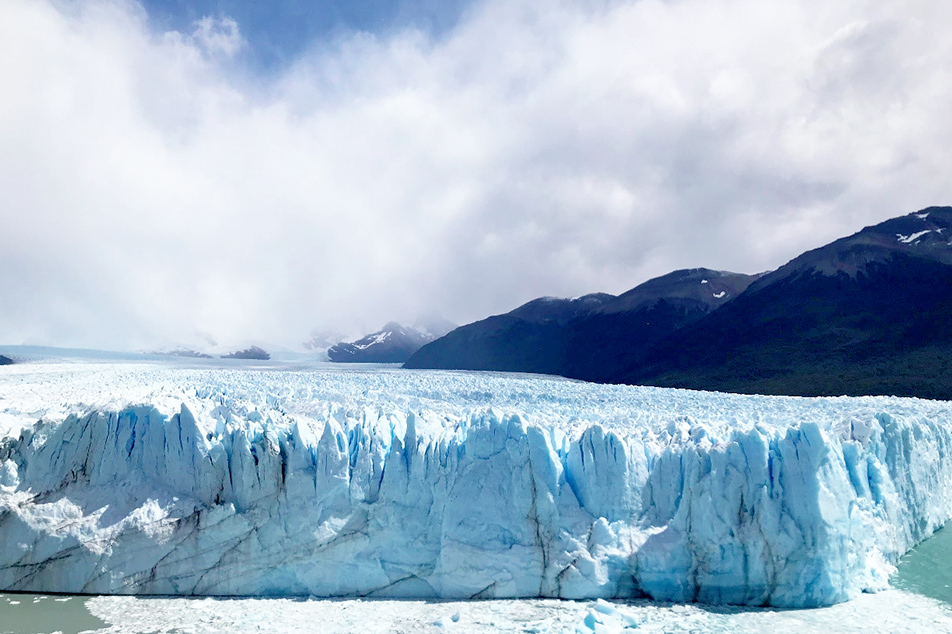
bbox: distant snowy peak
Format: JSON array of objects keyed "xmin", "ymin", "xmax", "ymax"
[
  {"xmin": 328, "ymin": 321, "xmax": 456, "ymax": 363},
  {"xmin": 353, "ymin": 330, "xmax": 391, "ymax": 350}
]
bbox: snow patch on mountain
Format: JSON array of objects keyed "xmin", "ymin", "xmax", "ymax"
[
  {"xmin": 353, "ymin": 331, "xmax": 391, "ymax": 350},
  {"xmin": 897, "ymin": 230, "xmax": 932, "ymax": 244}
]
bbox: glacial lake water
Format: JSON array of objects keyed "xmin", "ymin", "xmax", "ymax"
[
  {"xmin": 890, "ymin": 522, "xmax": 952, "ymax": 605},
  {"xmin": 0, "ymin": 594, "xmax": 104, "ymax": 634}
]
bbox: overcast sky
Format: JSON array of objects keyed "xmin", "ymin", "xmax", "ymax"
[{"xmin": 2, "ymin": 0, "xmax": 951, "ymax": 351}]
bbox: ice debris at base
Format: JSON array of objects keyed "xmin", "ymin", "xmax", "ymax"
[
  {"xmin": 2, "ymin": 362, "xmax": 952, "ymax": 608},
  {"xmin": 78, "ymin": 592, "xmax": 952, "ymax": 633}
]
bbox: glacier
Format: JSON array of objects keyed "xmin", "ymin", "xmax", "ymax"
[{"xmin": 1, "ymin": 361, "xmax": 952, "ymax": 608}]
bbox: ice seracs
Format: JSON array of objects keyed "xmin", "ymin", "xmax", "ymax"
[{"xmin": 1, "ymin": 362, "xmax": 952, "ymax": 608}]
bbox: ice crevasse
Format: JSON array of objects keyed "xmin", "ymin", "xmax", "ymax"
[{"xmin": 1, "ymin": 365, "xmax": 952, "ymax": 608}]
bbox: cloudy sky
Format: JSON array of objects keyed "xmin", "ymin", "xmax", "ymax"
[{"xmin": 2, "ymin": 0, "xmax": 951, "ymax": 351}]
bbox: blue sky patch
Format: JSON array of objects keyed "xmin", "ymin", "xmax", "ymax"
[{"xmin": 140, "ymin": 0, "xmax": 474, "ymax": 68}]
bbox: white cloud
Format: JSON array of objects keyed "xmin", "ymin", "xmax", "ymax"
[
  {"xmin": 188, "ymin": 15, "xmax": 244, "ymax": 58},
  {"xmin": 1, "ymin": 0, "xmax": 951, "ymax": 350}
]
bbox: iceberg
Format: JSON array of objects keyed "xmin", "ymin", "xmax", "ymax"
[{"xmin": 1, "ymin": 362, "xmax": 952, "ymax": 608}]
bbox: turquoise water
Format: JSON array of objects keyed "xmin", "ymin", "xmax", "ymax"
[
  {"xmin": 0, "ymin": 594, "xmax": 104, "ymax": 634},
  {"xmin": 891, "ymin": 522, "xmax": 952, "ymax": 606}
]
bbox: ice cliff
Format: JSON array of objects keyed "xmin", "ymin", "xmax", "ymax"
[{"xmin": 1, "ymin": 363, "xmax": 952, "ymax": 608}]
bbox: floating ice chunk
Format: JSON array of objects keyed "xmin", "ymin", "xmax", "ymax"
[
  {"xmin": 580, "ymin": 601, "xmax": 637, "ymax": 633},
  {"xmin": 593, "ymin": 598, "xmax": 619, "ymax": 616}
]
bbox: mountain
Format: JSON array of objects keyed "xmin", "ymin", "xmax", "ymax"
[
  {"xmin": 404, "ymin": 293, "xmax": 614, "ymax": 373},
  {"xmin": 222, "ymin": 346, "xmax": 271, "ymax": 360},
  {"xmin": 405, "ymin": 206, "xmax": 952, "ymax": 399},
  {"xmin": 328, "ymin": 320, "xmax": 455, "ymax": 363},
  {"xmin": 404, "ymin": 269, "xmax": 760, "ymax": 376},
  {"xmin": 559, "ymin": 269, "xmax": 762, "ymax": 382},
  {"xmin": 625, "ymin": 206, "xmax": 952, "ymax": 398},
  {"xmin": 152, "ymin": 349, "xmax": 213, "ymax": 359}
]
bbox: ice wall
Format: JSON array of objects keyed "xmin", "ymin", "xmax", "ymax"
[{"xmin": 2, "ymin": 367, "xmax": 952, "ymax": 608}]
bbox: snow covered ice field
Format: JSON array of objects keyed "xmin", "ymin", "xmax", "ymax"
[{"xmin": 2, "ymin": 352, "xmax": 952, "ymax": 631}]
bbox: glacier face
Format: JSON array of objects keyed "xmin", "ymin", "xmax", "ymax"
[{"xmin": 1, "ymin": 362, "xmax": 952, "ymax": 607}]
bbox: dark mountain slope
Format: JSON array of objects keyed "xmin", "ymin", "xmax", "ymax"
[
  {"xmin": 559, "ymin": 269, "xmax": 761, "ymax": 382},
  {"xmin": 404, "ymin": 270, "xmax": 759, "ymax": 375},
  {"xmin": 627, "ymin": 207, "xmax": 952, "ymax": 398},
  {"xmin": 403, "ymin": 294, "xmax": 616, "ymax": 373},
  {"xmin": 601, "ymin": 268, "xmax": 757, "ymax": 314}
]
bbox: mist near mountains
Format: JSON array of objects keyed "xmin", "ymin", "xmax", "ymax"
[{"xmin": 3, "ymin": 0, "xmax": 952, "ymax": 350}]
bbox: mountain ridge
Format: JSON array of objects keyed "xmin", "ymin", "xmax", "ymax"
[
  {"xmin": 404, "ymin": 268, "xmax": 760, "ymax": 376},
  {"xmin": 624, "ymin": 207, "xmax": 952, "ymax": 398},
  {"xmin": 405, "ymin": 207, "xmax": 952, "ymax": 399}
]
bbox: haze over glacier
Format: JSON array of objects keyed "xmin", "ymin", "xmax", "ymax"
[{"xmin": 2, "ymin": 360, "xmax": 952, "ymax": 608}]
